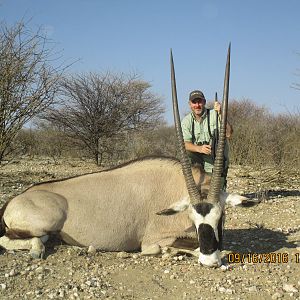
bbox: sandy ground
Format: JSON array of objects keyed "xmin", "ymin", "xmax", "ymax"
[{"xmin": 0, "ymin": 157, "xmax": 299, "ymax": 300}]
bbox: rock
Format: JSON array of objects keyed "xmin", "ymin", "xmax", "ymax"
[
  {"xmin": 35, "ymin": 266, "xmax": 45, "ymax": 273},
  {"xmin": 272, "ymin": 292, "xmax": 283, "ymax": 299},
  {"xmin": 87, "ymin": 245, "xmax": 96, "ymax": 255},
  {"xmin": 162, "ymin": 253, "xmax": 171, "ymax": 260},
  {"xmin": 225, "ymin": 288, "xmax": 234, "ymax": 294},
  {"xmin": 220, "ymin": 264, "xmax": 233, "ymax": 271},
  {"xmin": 116, "ymin": 252, "xmax": 130, "ymax": 259},
  {"xmin": 248, "ymin": 285, "xmax": 258, "ymax": 292},
  {"xmin": 283, "ymin": 283, "xmax": 298, "ymax": 293},
  {"xmin": 218, "ymin": 286, "xmax": 226, "ymax": 293},
  {"xmin": 161, "ymin": 247, "xmax": 171, "ymax": 254}
]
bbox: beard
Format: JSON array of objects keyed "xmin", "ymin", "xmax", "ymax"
[{"xmin": 193, "ymin": 106, "xmax": 206, "ymax": 117}]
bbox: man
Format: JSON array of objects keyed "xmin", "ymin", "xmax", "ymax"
[{"xmin": 181, "ymin": 90, "xmax": 232, "ymax": 189}]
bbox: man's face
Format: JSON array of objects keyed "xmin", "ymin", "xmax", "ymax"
[{"xmin": 189, "ymin": 98, "xmax": 206, "ymax": 117}]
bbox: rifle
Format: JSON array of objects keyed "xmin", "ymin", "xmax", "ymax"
[
  {"xmin": 211, "ymin": 92, "xmax": 219, "ymax": 162},
  {"xmin": 215, "ymin": 92, "xmax": 219, "ymax": 141}
]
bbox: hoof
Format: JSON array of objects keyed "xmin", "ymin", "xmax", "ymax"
[
  {"xmin": 30, "ymin": 242, "xmax": 45, "ymax": 259},
  {"xmin": 30, "ymin": 237, "xmax": 46, "ymax": 259}
]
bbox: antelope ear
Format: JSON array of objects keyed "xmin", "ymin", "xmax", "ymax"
[
  {"xmin": 224, "ymin": 193, "xmax": 251, "ymax": 207},
  {"xmin": 156, "ymin": 208, "xmax": 179, "ymax": 216},
  {"xmin": 156, "ymin": 196, "xmax": 189, "ymax": 216}
]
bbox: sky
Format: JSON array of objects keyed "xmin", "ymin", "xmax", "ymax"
[{"xmin": 0, "ymin": 0, "xmax": 300, "ymax": 123}]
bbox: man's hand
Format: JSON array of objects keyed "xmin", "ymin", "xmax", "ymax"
[
  {"xmin": 213, "ymin": 101, "xmax": 233, "ymax": 138},
  {"xmin": 214, "ymin": 101, "xmax": 221, "ymax": 114},
  {"xmin": 184, "ymin": 141, "xmax": 212, "ymax": 155},
  {"xmin": 198, "ymin": 144, "xmax": 211, "ymax": 155}
]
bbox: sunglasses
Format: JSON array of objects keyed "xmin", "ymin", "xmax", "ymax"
[{"xmin": 191, "ymin": 99, "xmax": 205, "ymax": 104}]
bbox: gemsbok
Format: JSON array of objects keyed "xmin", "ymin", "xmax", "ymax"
[{"xmin": 0, "ymin": 44, "xmax": 249, "ymax": 267}]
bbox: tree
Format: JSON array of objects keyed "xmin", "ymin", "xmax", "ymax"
[
  {"xmin": 0, "ymin": 21, "xmax": 66, "ymax": 162},
  {"xmin": 43, "ymin": 72, "xmax": 165, "ymax": 165},
  {"xmin": 228, "ymin": 98, "xmax": 300, "ymax": 169},
  {"xmin": 228, "ymin": 99, "xmax": 270, "ymax": 166},
  {"xmin": 291, "ymin": 52, "xmax": 300, "ymax": 90}
]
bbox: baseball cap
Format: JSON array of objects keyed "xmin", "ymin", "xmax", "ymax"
[{"xmin": 189, "ymin": 90, "xmax": 206, "ymax": 102}]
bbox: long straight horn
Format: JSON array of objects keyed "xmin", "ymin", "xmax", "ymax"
[
  {"xmin": 170, "ymin": 49, "xmax": 201, "ymax": 204},
  {"xmin": 207, "ymin": 43, "xmax": 231, "ymax": 203}
]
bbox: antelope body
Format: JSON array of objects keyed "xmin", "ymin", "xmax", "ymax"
[{"xmin": 0, "ymin": 157, "xmax": 245, "ymax": 265}]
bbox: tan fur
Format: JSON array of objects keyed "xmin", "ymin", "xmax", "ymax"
[
  {"xmin": 0, "ymin": 199, "xmax": 11, "ymax": 236},
  {"xmin": 0, "ymin": 157, "xmax": 210, "ymax": 255},
  {"xmin": 4, "ymin": 190, "xmax": 68, "ymax": 237}
]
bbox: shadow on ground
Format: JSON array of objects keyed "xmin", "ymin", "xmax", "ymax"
[
  {"xmin": 243, "ymin": 189, "xmax": 300, "ymax": 201},
  {"xmin": 224, "ymin": 227, "xmax": 296, "ymax": 253}
]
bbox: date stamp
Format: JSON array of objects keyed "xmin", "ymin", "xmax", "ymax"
[{"xmin": 227, "ymin": 252, "xmax": 300, "ymax": 264}]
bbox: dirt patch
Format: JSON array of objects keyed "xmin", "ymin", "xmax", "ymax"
[{"xmin": 0, "ymin": 158, "xmax": 299, "ymax": 299}]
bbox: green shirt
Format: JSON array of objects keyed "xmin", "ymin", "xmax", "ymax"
[
  {"xmin": 181, "ymin": 109, "xmax": 229, "ymax": 173},
  {"xmin": 182, "ymin": 109, "xmax": 218, "ymax": 144}
]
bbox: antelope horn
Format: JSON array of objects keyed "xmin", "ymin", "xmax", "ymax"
[
  {"xmin": 170, "ymin": 49, "xmax": 201, "ymax": 205},
  {"xmin": 207, "ymin": 43, "xmax": 231, "ymax": 203}
]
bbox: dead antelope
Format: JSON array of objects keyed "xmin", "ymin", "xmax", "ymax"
[{"xmin": 0, "ymin": 45, "xmax": 248, "ymax": 267}]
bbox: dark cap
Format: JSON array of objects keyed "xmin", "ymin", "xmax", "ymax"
[{"xmin": 189, "ymin": 90, "xmax": 206, "ymax": 102}]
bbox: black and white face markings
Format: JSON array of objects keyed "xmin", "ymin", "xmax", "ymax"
[{"xmin": 190, "ymin": 202, "xmax": 224, "ymax": 267}]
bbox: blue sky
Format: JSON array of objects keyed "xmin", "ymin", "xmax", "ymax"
[{"xmin": 1, "ymin": 0, "xmax": 299, "ymax": 123}]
